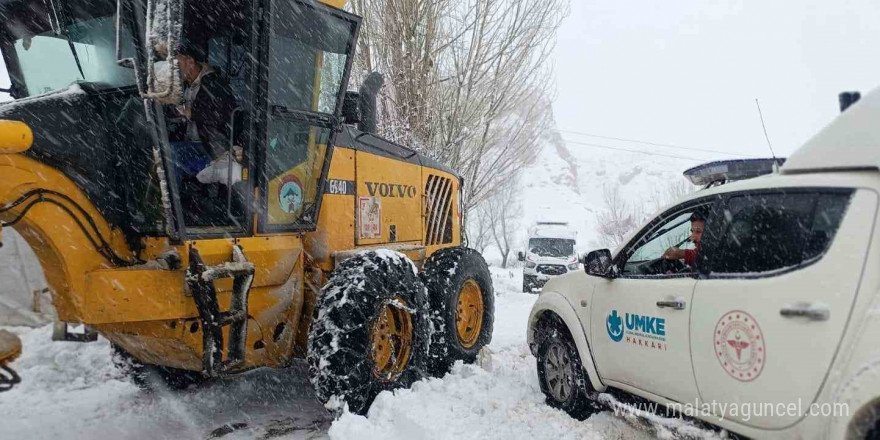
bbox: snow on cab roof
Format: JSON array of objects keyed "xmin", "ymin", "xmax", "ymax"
[{"xmin": 782, "ymin": 86, "xmax": 880, "ymax": 174}]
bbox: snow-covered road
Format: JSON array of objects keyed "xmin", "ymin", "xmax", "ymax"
[{"xmin": 0, "ymin": 268, "xmax": 684, "ymax": 440}]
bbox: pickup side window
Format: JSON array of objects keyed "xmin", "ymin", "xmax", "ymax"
[
  {"xmin": 706, "ymin": 190, "xmax": 852, "ymax": 276},
  {"xmin": 618, "ymin": 199, "xmax": 717, "ymax": 278}
]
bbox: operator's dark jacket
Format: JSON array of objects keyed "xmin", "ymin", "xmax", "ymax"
[
  {"xmin": 170, "ymin": 68, "xmax": 236, "ymax": 158},
  {"xmin": 191, "ymin": 70, "xmax": 236, "ymax": 157}
]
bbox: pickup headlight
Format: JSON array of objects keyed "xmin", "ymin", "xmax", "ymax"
[
  {"xmin": 525, "ymin": 261, "xmax": 537, "ymax": 269},
  {"xmin": 567, "ymin": 263, "xmax": 579, "ymax": 270}
]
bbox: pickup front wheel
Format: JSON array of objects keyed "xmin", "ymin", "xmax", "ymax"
[{"xmin": 535, "ymin": 314, "xmax": 601, "ymax": 420}]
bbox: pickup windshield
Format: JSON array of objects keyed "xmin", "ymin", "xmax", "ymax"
[
  {"xmin": 0, "ymin": 0, "xmax": 136, "ymax": 97},
  {"xmin": 529, "ymin": 238, "xmax": 575, "ymax": 258}
]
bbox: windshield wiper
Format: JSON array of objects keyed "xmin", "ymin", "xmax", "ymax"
[
  {"xmin": 49, "ymin": 0, "xmax": 86, "ymax": 80},
  {"xmin": 65, "ymin": 39, "xmax": 86, "ymax": 80}
]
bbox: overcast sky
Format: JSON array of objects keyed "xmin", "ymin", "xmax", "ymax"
[
  {"xmin": 2, "ymin": 1, "xmax": 879, "ymax": 161},
  {"xmin": 551, "ymin": 0, "xmax": 880, "ymax": 161}
]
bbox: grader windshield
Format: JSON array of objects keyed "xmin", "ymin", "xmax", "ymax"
[{"xmin": 0, "ymin": 0, "xmax": 137, "ymax": 97}]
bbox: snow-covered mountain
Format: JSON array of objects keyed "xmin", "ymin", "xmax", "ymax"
[{"xmin": 518, "ymin": 128, "xmax": 704, "ymax": 252}]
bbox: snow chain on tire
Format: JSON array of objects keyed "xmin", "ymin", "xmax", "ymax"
[
  {"xmin": 421, "ymin": 247, "xmax": 494, "ymax": 375},
  {"xmin": 307, "ymin": 251, "xmax": 430, "ymax": 415}
]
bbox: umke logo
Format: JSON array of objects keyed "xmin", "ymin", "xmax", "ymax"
[{"xmin": 606, "ymin": 310, "xmax": 624, "ymax": 342}]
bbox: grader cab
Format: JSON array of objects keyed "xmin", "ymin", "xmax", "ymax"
[{"xmin": 0, "ymin": 0, "xmax": 493, "ymax": 413}]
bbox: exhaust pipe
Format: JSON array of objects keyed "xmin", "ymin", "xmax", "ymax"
[
  {"xmin": 358, "ymin": 72, "xmax": 384, "ymax": 134},
  {"xmin": 839, "ymin": 91, "xmax": 861, "ymax": 113}
]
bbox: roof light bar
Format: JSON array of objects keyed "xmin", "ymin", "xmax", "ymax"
[{"xmin": 683, "ymin": 158, "xmax": 786, "ymax": 187}]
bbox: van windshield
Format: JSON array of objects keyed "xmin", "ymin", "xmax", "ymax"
[{"xmin": 529, "ymin": 238, "xmax": 575, "ymax": 258}]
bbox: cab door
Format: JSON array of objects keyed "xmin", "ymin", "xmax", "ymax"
[
  {"xmin": 590, "ymin": 204, "xmax": 712, "ymax": 405},
  {"xmin": 257, "ymin": 0, "xmax": 359, "ymax": 233},
  {"xmin": 690, "ymin": 188, "xmax": 874, "ymax": 429}
]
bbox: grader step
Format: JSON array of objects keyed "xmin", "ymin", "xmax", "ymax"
[{"xmin": 186, "ymin": 246, "xmax": 254, "ymax": 377}]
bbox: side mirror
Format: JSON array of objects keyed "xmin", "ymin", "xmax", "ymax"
[
  {"xmin": 342, "ymin": 91, "xmax": 361, "ymax": 125},
  {"xmin": 517, "ymin": 251, "xmax": 525, "ymax": 262},
  {"xmin": 583, "ymin": 249, "xmax": 614, "ymax": 278}
]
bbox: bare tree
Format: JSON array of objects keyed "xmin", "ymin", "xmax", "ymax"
[
  {"xmin": 595, "ymin": 180, "xmax": 697, "ymax": 249},
  {"xmin": 349, "ymin": 0, "xmax": 568, "ymax": 214},
  {"xmin": 646, "ymin": 177, "xmax": 694, "ymax": 215},
  {"xmin": 484, "ymin": 180, "xmax": 520, "ymax": 268},
  {"xmin": 468, "ymin": 204, "xmax": 493, "ymax": 254},
  {"xmin": 595, "ymin": 185, "xmax": 643, "ymax": 249}
]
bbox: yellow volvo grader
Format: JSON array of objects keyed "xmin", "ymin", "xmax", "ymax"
[{"xmin": 0, "ymin": 0, "xmax": 493, "ymax": 413}]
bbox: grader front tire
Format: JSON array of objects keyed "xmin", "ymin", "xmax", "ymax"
[
  {"xmin": 307, "ymin": 251, "xmax": 430, "ymax": 415},
  {"xmin": 422, "ymin": 247, "xmax": 494, "ymax": 375}
]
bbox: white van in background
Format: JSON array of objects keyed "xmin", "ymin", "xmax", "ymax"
[{"xmin": 518, "ymin": 222, "xmax": 579, "ymax": 293}]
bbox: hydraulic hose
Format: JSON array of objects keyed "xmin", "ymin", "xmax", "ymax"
[{"xmin": 0, "ymin": 189, "xmax": 140, "ymax": 267}]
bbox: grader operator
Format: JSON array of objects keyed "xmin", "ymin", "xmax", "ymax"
[{"xmin": 0, "ymin": 0, "xmax": 494, "ymax": 414}]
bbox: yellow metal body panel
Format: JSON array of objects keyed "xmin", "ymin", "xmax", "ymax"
[
  {"xmin": 307, "ymin": 147, "xmax": 356, "ymax": 270},
  {"xmin": 305, "ymin": 146, "xmax": 462, "ymax": 269},
  {"xmin": 0, "ymin": 120, "xmax": 33, "ymax": 154},
  {"xmin": 355, "ymin": 152, "xmax": 423, "ymax": 245},
  {"xmin": 0, "ymin": 154, "xmax": 130, "ymax": 322},
  {"xmin": 318, "ymin": 0, "xmax": 347, "ymax": 9},
  {"xmin": 91, "ymin": 236, "xmax": 305, "ymax": 369}
]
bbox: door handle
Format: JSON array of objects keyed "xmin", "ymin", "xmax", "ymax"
[
  {"xmin": 780, "ymin": 302, "xmax": 830, "ymax": 321},
  {"xmin": 656, "ymin": 299, "xmax": 686, "ymax": 310}
]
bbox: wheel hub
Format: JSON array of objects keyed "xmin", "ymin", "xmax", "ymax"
[
  {"xmin": 543, "ymin": 341, "xmax": 575, "ymax": 402},
  {"xmin": 455, "ymin": 279, "xmax": 484, "ymax": 348},
  {"xmin": 370, "ymin": 297, "xmax": 414, "ymax": 381}
]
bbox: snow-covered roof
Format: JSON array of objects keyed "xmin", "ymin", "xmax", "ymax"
[
  {"xmin": 528, "ymin": 222, "xmax": 577, "ymax": 240},
  {"xmin": 782, "ymin": 86, "xmax": 880, "ymax": 175}
]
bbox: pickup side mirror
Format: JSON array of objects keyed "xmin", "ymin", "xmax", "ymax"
[
  {"xmin": 583, "ymin": 249, "xmax": 614, "ymax": 278},
  {"xmin": 517, "ymin": 251, "xmax": 525, "ymax": 262}
]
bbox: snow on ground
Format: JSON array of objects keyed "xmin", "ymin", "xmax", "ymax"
[{"xmin": 0, "ymin": 267, "xmax": 714, "ymax": 440}]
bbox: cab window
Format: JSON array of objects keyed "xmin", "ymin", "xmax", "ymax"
[
  {"xmin": 707, "ymin": 190, "xmax": 852, "ymax": 275},
  {"xmin": 622, "ymin": 209, "xmax": 700, "ymax": 276}
]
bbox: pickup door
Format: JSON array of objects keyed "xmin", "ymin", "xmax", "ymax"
[
  {"xmin": 590, "ymin": 208, "xmax": 708, "ymax": 405},
  {"xmin": 690, "ymin": 188, "xmax": 876, "ymax": 429}
]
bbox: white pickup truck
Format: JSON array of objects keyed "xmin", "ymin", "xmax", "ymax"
[{"xmin": 527, "ymin": 89, "xmax": 880, "ymax": 439}]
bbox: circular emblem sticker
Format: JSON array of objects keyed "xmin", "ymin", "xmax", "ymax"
[
  {"xmin": 714, "ymin": 310, "xmax": 765, "ymax": 382},
  {"xmin": 279, "ymin": 176, "xmax": 303, "ymax": 214}
]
